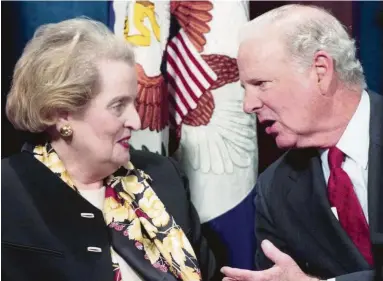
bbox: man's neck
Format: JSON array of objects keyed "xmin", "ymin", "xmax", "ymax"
[{"xmin": 298, "ymin": 87, "xmax": 363, "ymax": 149}]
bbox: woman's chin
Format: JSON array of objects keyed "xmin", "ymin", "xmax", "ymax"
[{"xmin": 114, "ymin": 152, "xmax": 131, "ymax": 166}]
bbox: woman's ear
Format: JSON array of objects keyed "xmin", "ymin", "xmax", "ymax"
[
  {"xmin": 51, "ymin": 111, "xmax": 74, "ymax": 139},
  {"xmin": 45, "ymin": 110, "xmax": 71, "ymax": 140},
  {"xmin": 54, "ymin": 110, "xmax": 69, "ymax": 130}
]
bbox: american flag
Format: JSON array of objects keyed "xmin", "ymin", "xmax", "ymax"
[{"xmin": 166, "ymin": 28, "xmax": 217, "ymax": 126}]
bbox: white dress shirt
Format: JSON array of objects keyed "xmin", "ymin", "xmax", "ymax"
[
  {"xmin": 319, "ymin": 90, "xmax": 370, "ymax": 281},
  {"xmin": 80, "ymin": 187, "xmax": 144, "ymax": 281}
]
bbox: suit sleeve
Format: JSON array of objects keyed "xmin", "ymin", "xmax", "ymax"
[
  {"xmin": 254, "ymin": 176, "xmax": 289, "ymax": 270},
  {"xmin": 168, "ymin": 157, "xmax": 217, "ymax": 281},
  {"xmin": 255, "ymin": 176, "xmax": 376, "ymax": 281},
  {"xmin": 334, "ymin": 270, "xmax": 374, "ymax": 281}
]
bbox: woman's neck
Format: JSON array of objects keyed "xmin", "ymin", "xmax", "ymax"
[{"xmin": 50, "ymin": 140, "xmax": 114, "ymax": 191}]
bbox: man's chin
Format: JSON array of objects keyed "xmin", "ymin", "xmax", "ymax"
[{"xmin": 275, "ymin": 134, "xmax": 297, "ymax": 149}]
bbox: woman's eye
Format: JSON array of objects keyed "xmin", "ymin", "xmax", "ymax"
[{"xmin": 112, "ymin": 102, "xmax": 124, "ymax": 113}]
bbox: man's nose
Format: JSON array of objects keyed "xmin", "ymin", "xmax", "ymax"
[{"xmin": 243, "ymin": 95, "xmax": 263, "ymax": 114}]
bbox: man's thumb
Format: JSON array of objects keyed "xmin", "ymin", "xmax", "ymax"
[{"xmin": 261, "ymin": 240, "xmax": 290, "ymax": 265}]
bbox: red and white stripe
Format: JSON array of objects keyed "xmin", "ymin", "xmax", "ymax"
[{"xmin": 166, "ymin": 28, "xmax": 217, "ymax": 126}]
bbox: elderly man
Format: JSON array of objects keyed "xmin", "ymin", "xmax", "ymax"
[{"xmin": 222, "ymin": 4, "xmax": 382, "ymax": 281}]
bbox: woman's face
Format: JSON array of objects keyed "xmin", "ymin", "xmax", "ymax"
[{"xmin": 66, "ymin": 60, "xmax": 141, "ymax": 168}]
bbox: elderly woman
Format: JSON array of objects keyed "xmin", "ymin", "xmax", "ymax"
[{"xmin": 2, "ymin": 18, "xmax": 215, "ymax": 281}]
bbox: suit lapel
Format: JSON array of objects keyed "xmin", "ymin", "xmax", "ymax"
[
  {"xmin": 367, "ymin": 92, "xmax": 383, "ymax": 256},
  {"xmin": 368, "ymin": 140, "xmax": 383, "ymax": 265},
  {"xmin": 367, "ymin": 142, "xmax": 382, "ymax": 231},
  {"xmin": 286, "ymin": 149, "xmax": 368, "ymax": 271}
]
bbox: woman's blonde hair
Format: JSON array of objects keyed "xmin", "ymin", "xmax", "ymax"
[{"xmin": 6, "ymin": 17, "xmax": 135, "ymax": 132}]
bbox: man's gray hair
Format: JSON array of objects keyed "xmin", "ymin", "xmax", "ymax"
[{"xmin": 240, "ymin": 4, "xmax": 366, "ymax": 88}]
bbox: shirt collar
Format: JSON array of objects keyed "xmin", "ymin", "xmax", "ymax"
[{"xmin": 336, "ymin": 90, "xmax": 370, "ymax": 169}]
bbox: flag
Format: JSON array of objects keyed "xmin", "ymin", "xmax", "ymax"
[
  {"xmin": 110, "ymin": 0, "xmax": 258, "ymax": 270},
  {"xmin": 166, "ymin": 28, "xmax": 217, "ymax": 126},
  {"xmin": 168, "ymin": 0, "xmax": 258, "ymax": 270},
  {"xmin": 110, "ymin": 0, "xmax": 171, "ymax": 155}
]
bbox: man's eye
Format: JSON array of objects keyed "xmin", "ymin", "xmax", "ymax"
[
  {"xmin": 254, "ymin": 81, "xmax": 271, "ymax": 90},
  {"xmin": 254, "ymin": 81, "xmax": 265, "ymax": 86}
]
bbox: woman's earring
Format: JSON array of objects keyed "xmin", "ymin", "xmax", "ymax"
[{"xmin": 59, "ymin": 124, "xmax": 73, "ymax": 137}]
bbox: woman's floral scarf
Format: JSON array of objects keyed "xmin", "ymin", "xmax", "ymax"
[{"xmin": 33, "ymin": 143, "xmax": 201, "ymax": 281}]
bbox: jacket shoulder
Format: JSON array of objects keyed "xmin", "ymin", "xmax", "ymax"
[
  {"xmin": 129, "ymin": 149, "xmax": 188, "ymax": 199},
  {"xmin": 130, "ymin": 149, "xmax": 171, "ymax": 170},
  {"xmin": 257, "ymin": 148, "xmax": 317, "ymax": 197},
  {"xmin": 2, "ymin": 152, "xmax": 33, "ymax": 182},
  {"xmin": 257, "ymin": 150, "xmax": 290, "ymax": 190}
]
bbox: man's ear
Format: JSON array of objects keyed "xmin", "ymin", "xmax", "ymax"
[{"xmin": 313, "ymin": 50, "xmax": 335, "ymax": 95}]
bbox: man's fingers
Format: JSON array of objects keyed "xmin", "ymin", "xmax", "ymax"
[
  {"xmin": 222, "ymin": 278, "xmax": 237, "ymax": 281},
  {"xmin": 221, "ymin": 267, "xmax": 258, "ymax": 281},
  {"xmin": 222, "ymin": 243, "xmax": 307, "ymax": 281},
  {"xmin": 221, "ymin": 266, "xmax": 281, "ymax": 281},
  {"xmin": 261, "ymin": 239, "xmax": 291, "ymax": 266}
]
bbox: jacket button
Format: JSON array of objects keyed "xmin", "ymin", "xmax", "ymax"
[
  {"xmin": 87, "ymin": 247, "xmax": 102, "ymax": 253},
  {"xmin": 81, "ymin": 213, "xmax": 95, "ymax": 218}
]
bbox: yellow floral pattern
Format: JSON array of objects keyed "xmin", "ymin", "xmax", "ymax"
[
  {"xmin": 33, "ymin": 143, "xmax": 201, "ymax": 281},
  {"xmin": 139, "ymin": 189, "xmax": 170, "ymax": 227},
  {"xmin": 33, "ymin": 145, "xmax": 74, "ymax": 188}
]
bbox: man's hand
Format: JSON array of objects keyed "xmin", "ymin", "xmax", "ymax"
[{"xmin": 221, "ymin": 240, "xmax": 321, "ymax": 281}]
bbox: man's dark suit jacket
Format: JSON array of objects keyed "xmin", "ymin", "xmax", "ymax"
[
  {"xmin": 254, "ymin": 91, "xmax": 383, "ymax": 281},
  {"xmin": 1, "ymin": 149, "xmax": 216, "ymax": 281}
]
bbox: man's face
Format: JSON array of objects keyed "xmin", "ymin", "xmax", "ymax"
[{"xmin": 238, "ymin": 36, "xmax": 327, "ymax": 149}]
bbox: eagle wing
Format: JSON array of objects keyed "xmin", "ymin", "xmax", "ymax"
[
  {"xmin": 135, "ymin": 63, "xmax": 169, "ymax": 131},
  {"xmin": 170, "ymin": 0, "xmax": 213, "ymax": 53}
]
